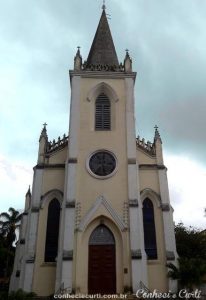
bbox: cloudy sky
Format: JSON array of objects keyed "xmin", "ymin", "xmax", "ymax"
[{"xmin": 0, "ymin": 0, "xmax": 205, "ymax": 229}]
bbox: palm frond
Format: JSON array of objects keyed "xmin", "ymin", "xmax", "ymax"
[{"xmin": 0, "ymin": 212, "xmax": 10, "ymax": 220}]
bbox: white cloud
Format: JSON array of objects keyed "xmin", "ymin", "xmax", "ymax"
[
  {"xmin": 0, "ymin": 153, "xmax": 33, "ymax": 212},
  {"xmin": 165, "ymin": 154, "xmax": 206, "ymax": 229}
]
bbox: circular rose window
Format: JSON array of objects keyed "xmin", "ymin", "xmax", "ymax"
[{"xmin": 88, "ymin": 151, "xmax": 117, "ymax": 178}]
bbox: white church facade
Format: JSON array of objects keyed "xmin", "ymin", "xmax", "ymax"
[{"xmin": 10, "ymin": 6, "xmax": 178, "ymax": 297}]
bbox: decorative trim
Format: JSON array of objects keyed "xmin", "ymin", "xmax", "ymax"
[
  {"xmin": 41, "ymin": 189, "xmax": 63, "ymax": 200},
  {"xmin": 78, "ymin": 195, "xmax": 127, "ymax": 232},
  {"xmin": 63, "ymin": 250, "xmax": 73, "ymax": 261},
  {"xmin": 128, "ymin": 158, "xmax": 136, "ymax": 164},
  {"xmin": 35, "ymin": 164, "xmax": 65, "ymax": 170},
  {"xmin": 166, "ymin": 251, "xmax": 175, "ymax": 261},
  {"xmin": 40, "ymin": 189, "xmax": 63, "ymax": 209},
  {"xmin": 86, "ymin": 81, "xmax": 119, "ymax": 103},
  {"xmin": 31, "ymin": 207, "xmax": 39, "ymax": 213},
  {"xmin": 131, "ymin": 249, "xmax": 142, "ymax": 259},
  {"xmin": 139, "ymin": 164, "xmax": 166, "ymax": 170},
  {"xmin": 68, "ymin": 158, "xmax": 78, "ymax": 164},
  {"xmin": 75, "ymin": 202, "xmax": 81, "ymax": 227},
  {"xmin": 66, "ymin": 201, "xmax": 75, "ymax": 208},
  {"xmin": 140, "ymin": 188, "xmax": 161, "ymax": 207},
  {"xmin": 129, "ymin": 199, "xmax": 139, "ymax": 207},
  {"xmin": 22, "ymin": 212, "xmax": 28, "ymax": 216},
  {"xmin": 161, "ymin": 204, "xmax": 170, "ymax": 212},
  {"xmin": 20, "ymin": 239, "xmax": 25, "ymax": 245},
  {"xmin": 70, "ymin": 70, "xmax": 136, "ymax": 80},
  {"xmin": 123, "ymin": 202, "xmax": 129, "ymax": 227}
]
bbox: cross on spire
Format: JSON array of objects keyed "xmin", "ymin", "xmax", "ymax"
[
  {"xmin": 43, "ymin": 122, "xmax": 47, "ymax": 128},
  {"xmin": 102, "ymin": 0, "xmax": 106, "ymax": 10}
]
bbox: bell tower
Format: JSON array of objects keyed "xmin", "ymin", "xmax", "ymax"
[{"xmin": 56, "ymin": 5, "xmax": 148, "ymax": 293}]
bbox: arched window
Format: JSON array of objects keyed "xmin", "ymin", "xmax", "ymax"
[
  {"xmin": 95, "ymin": 93, "xmax": 111, "ymax": 130},
  {"xmin": 142, "ymin": 198, "xmax": 157, "ymax": 259},
  {"xmin": 44, "ymin": 199, "xmax": 60, "ymax": 262}
]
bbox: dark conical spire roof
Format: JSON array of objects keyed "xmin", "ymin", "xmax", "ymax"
[{"xmin": 86, "ymin": 9, "xmax": 119, "ymax": 70}]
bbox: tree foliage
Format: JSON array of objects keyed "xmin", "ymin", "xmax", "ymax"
[
  {"xmin": 0, "ymin": 208, "xmax": 22, "ymax": 248},
  {"xmin": 0, "ymin": 208, "xmax": 22, "ymax": 284},
  {"xmin": 175, "ymin": 222, "xmax": 206, "ymax": 260},
  {"xmin": 167, "ymin": 222, "xmax": 206, "ymax": 289}
]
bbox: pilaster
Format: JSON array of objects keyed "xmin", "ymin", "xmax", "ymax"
[
  {"xmin": 20, "ymin": 168, "xmax": 43, "ymax": 292},
  {"xmin": 125, "ymin": 78, "xmax": 148, "ymax": 291},
  {"xmin": 154, "ymin": 129, "xmax": 178, "ymax": 292},
  {"xmin": 55, "ymin": 75, "xmax": 81, "ymax": 291}
]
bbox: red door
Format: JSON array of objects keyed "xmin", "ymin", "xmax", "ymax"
[{"xmin": 88, "ymin": 225, "xmax": 116, "ymax": 294}]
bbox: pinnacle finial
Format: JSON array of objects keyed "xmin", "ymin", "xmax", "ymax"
[
  {"xmin": 154, "ymin": 125, "xmax": 162, "ymax": 143},
  {"xmin": 26, "ymin": 185, "xmax": 31, "ymax": 197},
  {"xmin": 74, "ymin": 46, "xmax": 82, "ymax": 70},
  {"xmin": 102, "ymin": 0, "xmax": 106, "ymax": 10},
  {"xmin": 39, "ymin": 122, "xmax": 48, "ymax": 141},
  {"xmin": 124, "ymin": 49, "xmax": 132, "ymax": 72},
  {"xmin": 77, "ymin": 46, "xmax": 81, "ymax": 54}
]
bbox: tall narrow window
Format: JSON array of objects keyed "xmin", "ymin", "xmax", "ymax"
[
  {"xmin": 45, "ymin": 199, "xmax": 60, "ymax": 262},
  {"xmin": 143, "ymin": 198, "xmax": 157, "ymax": 259},
  {"xmin": 95, "ymin": 93, "xmax": 111, "ymax": 130}
]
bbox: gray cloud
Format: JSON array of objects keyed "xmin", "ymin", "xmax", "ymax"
[{"xmin": 0, "ymin": 0, "xmax": 206, "ymax": 222}]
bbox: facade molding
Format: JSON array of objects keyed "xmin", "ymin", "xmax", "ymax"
[
  {"xmin": 86, "ymin": 81, "xmax": 119, "ymax": 103},
  {"xmin": 70, "ymin": 70, "xmax": 137, "ymax": 80},
  {"xmin": 140, "ymin": 188, "xmax": 161, "ymax": 208},
  {"xmin": 35, "ymin": 164, "xmax": 65, "ymax": 170},
  {"xmin": 139, "ymin": 164, "xmax": 166, "ymax": 170},
  {"xmin": 40, "ymin": 189, "xmax": 63, "ymax": 209},
  {"xmin": 78, "ymin": 195, "xmax": 127, "ymax": 232}
]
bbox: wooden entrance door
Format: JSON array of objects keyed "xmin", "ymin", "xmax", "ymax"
[{"xmin": 88, "ymin": 225, "xmax": 116, "ymax": 294}]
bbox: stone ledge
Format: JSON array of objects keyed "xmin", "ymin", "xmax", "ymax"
[
  {"xmin": 131, "ymin": 249, "xmax": 142, "ymax": 259},
  {"xmin": 66, "ymin": 201, "xmax": 75, "ymax": 208},
  {"xmin": 129, "ymin": 199, "xmax": 139, "ymax": 207},
  {"xmin": 63, "ymin": 250, "xmax": 73, "ymax": 261},
  {"xmin": 161, "ymin": 204, "xmax": 170, "ymax": 211},
  {"xmin": 139, "ymin": 164, "xmax": 166, "ymax": 170},
  {"xmin": 166, "ymin": 251, "xmax": 175, "ymax": 261},
  {"xmin": 128, "ymin": 158, "xmax": 136, "ymax": 164},
  {"xmin": 31, "ymin": 207, "xmax": 39, "ymax": 213},
  {"xmin": 68, "ymin": 158, "xmax": 78, "ymax": 164}
]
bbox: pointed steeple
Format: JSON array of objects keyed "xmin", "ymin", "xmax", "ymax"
[{"xmin": 85, "ymin": 8, "xmax": 119, "ymax": 71}]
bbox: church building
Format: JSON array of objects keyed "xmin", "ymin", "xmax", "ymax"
[{"xmin": 10, "ymin": 5, "xmax": 178, "ymax": 296}]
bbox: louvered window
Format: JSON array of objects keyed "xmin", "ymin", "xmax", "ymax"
[
  {"xmin": 95, "ymin": 93, "xmax": 111, "ymax": 130},
  {"xmin": 143, "ymin": 198, "xmax": 157, "ymax": 260}
]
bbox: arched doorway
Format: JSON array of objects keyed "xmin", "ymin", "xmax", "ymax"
[{"xmin": 88, "ymin": 225, "xmax": 116, "ymax": 294}]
